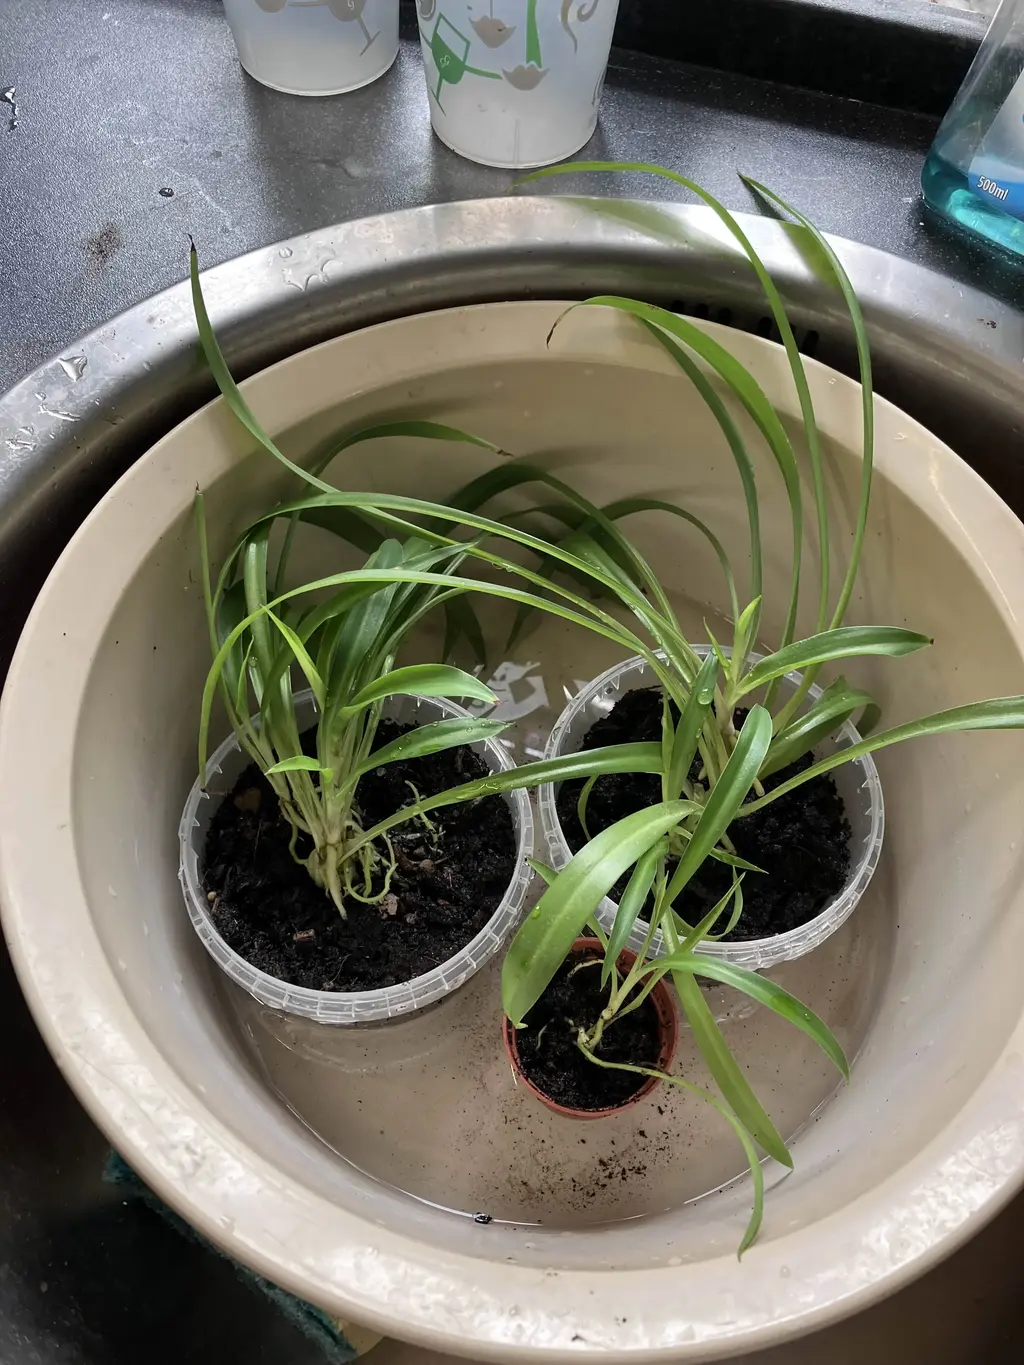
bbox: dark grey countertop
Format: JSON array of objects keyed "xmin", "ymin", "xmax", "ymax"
[
  {"xmin": 3, "ymin": 3, "xmax": 1024, "ymax": 1364},
  {"xmin": 4, "ymin": 0, "xmax": 1024, "ymax": 399}
]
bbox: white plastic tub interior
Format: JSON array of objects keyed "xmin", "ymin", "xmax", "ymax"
[
  {"xmin": 179, "ymin": 691, "xmax": 533, "ymax": 1024},
  {"xmin": 2, "ymin": 302, "xmax": 1024, "ymax": 1360},
  {"xmin": 539, "ymin": 648, "xmax": 885, "ymax": 969}
]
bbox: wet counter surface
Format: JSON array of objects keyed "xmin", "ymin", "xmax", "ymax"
[{"xmin": 3, "ymin": 1, "xmax": 1024, "ymax": 1362}]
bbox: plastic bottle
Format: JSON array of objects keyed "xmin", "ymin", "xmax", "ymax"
[{"xmin": 922, "ymin": 0, "xmax": 1024, "ymax": 256}]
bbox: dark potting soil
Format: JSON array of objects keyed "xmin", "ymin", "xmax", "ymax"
[
  {"xmin": 556, "ymin": 687, "xmax": 852, "ymax": 940},
  {"xmin": 202, "ymin": 721, "xmax": 515, "ymax": 992},
  {"xmin": 514, "ymin": 946, "xmax": 663, "ymax": 1110}
]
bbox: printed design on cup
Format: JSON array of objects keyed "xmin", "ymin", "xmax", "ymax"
[
  {"xmin": 253, "ymin": 0, "xmax": 380, "ymax": 55},
  {"xmin": 470, "ymin": 0, "xmax": 517, "ymax": 48},
  {"xmin": 503, "ymin": 0, "xmax": 546, "ymax": 88},
  {"xmin": 425, "ymin": 14, "xmax": 501, "ymax": 108},
  {"xmin": 560, "ymin": 0, "xmax": 601, "ymax": 54},
  {"xmin": 424, "ymin": 0, "xmax": 604, "ymax": 106}
]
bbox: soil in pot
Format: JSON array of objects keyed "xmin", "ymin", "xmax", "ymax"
[
  {"xmin": 202, "ymin": 720, "xmax": 515, "ymax": 992},
  {"xmin": 513, "ymin": 944, "xmax": 665, "ymax": 1111},
  {"xmin": 557, "ymin": 687, "xmax": 851, "ymax": 941}
]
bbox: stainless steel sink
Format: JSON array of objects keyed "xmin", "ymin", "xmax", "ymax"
[
  {"xmin": 3, "ymin": 196, "xmax": 1023, "ymax": 667},
  {"xmin": 2, "ymin": 197, "xmax": 1023, "ymax": 1364}
]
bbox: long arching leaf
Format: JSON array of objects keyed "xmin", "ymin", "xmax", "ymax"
[
  {"xmin": 502, "ymin": 800, "xmax": 696, "ymax": 1028},
  {"xmin": 661, "ymin": 952, "xmax": 849, "ymax": 1079},
  {"xmin": 736, "ymin": 626, "xmax": 931, "ymax": 697},
  {"xmin": 744, "ymin": 696, "xmax": 1024, "ymax": 812},
  {"xmin": 664, "ymin": 706, "xmax": 773, "ymax": 907}
]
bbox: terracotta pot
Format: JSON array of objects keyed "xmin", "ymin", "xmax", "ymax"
[{"xmin": 503, "ymin": 936, "xmax": 679, "ymax": 1119}]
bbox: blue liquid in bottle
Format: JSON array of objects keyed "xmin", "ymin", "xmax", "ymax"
[{"xmin": 922, "ymin": 0, "xmax": 1024, "ymax": 258}]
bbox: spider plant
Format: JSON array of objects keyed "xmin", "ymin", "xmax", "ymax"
[
  {"xmin": 191, "ymin": 168, "xmax": 1024, "ymax": 1248},
  {"xmin": 485, "ymin": 162, "xmax": 1024, "ymax": 1249},
  {"xmin": 196, "ymin": 491, "xmax": 513, "ymax": 912},
  {"xmin": 190, "ymin": 249, "xmax": 746, "ymax": 918}
]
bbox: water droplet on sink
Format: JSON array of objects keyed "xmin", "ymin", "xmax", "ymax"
[
  {"xmin": 59, "ymin": 354, "xmax": 88, "ymax": 381},
  {"xmin": 1, "ymin": 87, "xmax": 18, "ymax": 131},
  {"xmin": 278, "ymin": 246, "xmax": 292, "ymax": 258}
]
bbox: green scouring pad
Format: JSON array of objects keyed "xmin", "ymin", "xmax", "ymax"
[{"xmin": 103, "ymin": 1151, "xmax": 381, "ymax": 1363}]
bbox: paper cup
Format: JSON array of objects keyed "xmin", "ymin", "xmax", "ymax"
[
  {"xmin": 416, "ymin": 0, "xmax": 620, "ymax": 168},
  {"xmin": 223, "ymin": 0, "xmax": 399, "ymax": 96}
]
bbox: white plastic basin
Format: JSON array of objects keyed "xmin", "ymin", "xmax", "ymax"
[{"xmin": 2, "ymin": 302, "xmax": 1023, "ymax": 1361}]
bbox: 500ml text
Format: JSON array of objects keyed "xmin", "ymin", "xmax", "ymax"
[{"xmin": 978, "ymin": 175, "xmax": 1010, "ymax": 202}]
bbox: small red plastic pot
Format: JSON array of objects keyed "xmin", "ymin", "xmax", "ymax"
[{"xmin": 502, "ymin": 936, "xmax": 679, "ymax": 1120}]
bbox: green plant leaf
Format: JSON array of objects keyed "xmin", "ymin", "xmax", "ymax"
[
  {"xmin": 332, "ymin": 420, "xmax": 503, "ymax": 459},
  {"xmin": 760, "ymin": 676, "xmax": 875, "ymax": 778},
  {"xmin": 745, "ymin": 696, "xmax": 1024, "ymax": 812},
  {"xmin": 664, "ymin": 706, "xmax": 773, "ymax": 907},
  {"xmin": 662, "ymin": 953, "xmax": 849, "ymax": 1079},
  {"xmin": 442, "ymin": 595, "xmax": 488, "ymax": 666},
  {"xmin": 522, "ymin": 160, "xmax": 829, "ymax": 640},
  {"xmin": 229, "ymin": 491, "xmax": 657, "ymax": 663},
  {"xmin": 566, "ymin": 294, "xmax": 804, "ymax": 663},
  {"xmin": 214, "ymin": 578, "xmax": 251, "ymax": 720},
  {"xmin": 710, "ymin": 848, "xmax": 765, "ymax": 875},
  {"xmin": 679, "ymin": 874, "xmax": 744, "ymax": 950},
  {"xmin": 633, "ymin": 326, "xmax": 763, "ymax": 625},
  {"xmin": 323, "ymin": 539, "xmax": 405, "ymax": 708},
  {"xmin": 736, "ymin": 626, "xmax": 932, "ymax": 697},
  {"xmin": 351, "ymin": 716, "xmax": 510, "ymax": 777},
  {"xmin": 576, "ymin": 1039, "xmax": 766, "ymax": 1255},
  {"xmin": 342, "ymin": 663, "xmax": 497, "ymax": 716},
  {"xmin": 527, "ymin": 857, "xmax": 558, "ymax": 887},
  {"xmin": 501, "ymin": 800, "xmax": 696, "ymax": 1028},
  {"xmin": 741, "ymin": 177, "xmax": 875, "ymax": 635},
  {"xmin": 297, "ymin": 503, "xmax": 384, "ymax": 555},
  {"xmin": 265, "ymin": 756, "xmax": 331, "ymax": 777},
  {"xmin": 731, "ymin": 596, "xmax": 762, "ymax": 686},
  {"xmin": 266, "ymin": 610, "xmax": 325, "ymax": 709},
  {"xmin": 443, "ymin": 458, "xmax": 690, "ymax": 652},
  {"xmin": 603, "ymin": 837, "xmax": 668, "ymax": 985},
  {"xmin": 576, "ymin": 774, "xmax": 598, "ymax": 841},
  {"xmin": 704, "ymin": 875, "xmax": 746, "ymax": 941},
  {"xmin": 201, "ymin": 564, "xmax": 653, "ymax": 763},
  {"xmin": 673, "ymin": 968, "xmax": 792, "ymax": 1168},
  {"xmin": 667, "ymin": 649, "xmax": 719, "ymax": 799}
]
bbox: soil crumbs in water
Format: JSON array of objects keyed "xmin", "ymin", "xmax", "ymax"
[
  {"xmin": 515, "ymin": 947, "xmax": 662, "ymax": 1111},
  {"xmin": 203, "ymin": 721, "xmax": 515, "ymax": 992},
  {"xmin": 557, "ymin": 687, "xmax": 852, "ymax": 940}
]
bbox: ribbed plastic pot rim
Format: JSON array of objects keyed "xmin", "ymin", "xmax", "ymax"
[
  {"xmin": 538, "ymin": 647, "xmax": 885, "ymax": 970},
  {"xmin": 179, "ymin": 689, "xmax": 535, "ymax": 1025}
]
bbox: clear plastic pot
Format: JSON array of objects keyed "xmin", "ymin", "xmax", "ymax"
[
  {"xmin": 538, "ymin": 649, "xmax": 885, "ymax": 970},
  {"xmin": 179, "ymin": 690, "xmax": 533, "ymax": 1024}
]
